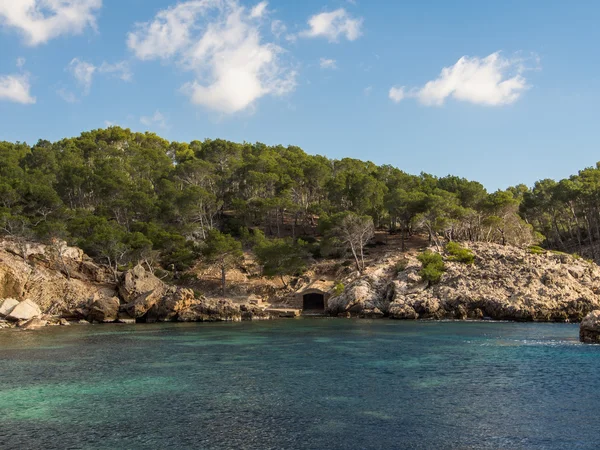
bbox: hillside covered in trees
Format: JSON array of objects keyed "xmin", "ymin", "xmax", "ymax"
[{"xmin": 0, "ymin": 127, "xmax": 598, "ymax": 281}]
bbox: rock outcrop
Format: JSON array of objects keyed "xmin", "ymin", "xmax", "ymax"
[
  {"xmin": 0, "ymin": 240, "xmax": 268, "ymax": 330},
  {"xmin": 329, "ymin": 243, "xmax": 600, "ymax": 322},
  {"xmin": 580, "ymin": 311, "xmax": 600, "ymax": 343}
]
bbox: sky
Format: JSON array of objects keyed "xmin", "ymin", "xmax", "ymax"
[{"xmin": 0, "ymin": 0, "xmax": 599, "ymax": 191}]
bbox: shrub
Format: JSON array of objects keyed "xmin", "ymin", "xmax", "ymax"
[
  {"xmin": 528, "ymin": 245, "xmax": 546, "ymax": 255},
  {"xmin": 333, "ymin": 282, "xmax": 345, "ymax": 296},
  {"xmin": 395, "ymin": 257, "xmax": 409, "ymax": 274},
  {"xmin": 417, "ymin": 250, "xmax": 445, "ymax": 285},
  {"xmin": 446, "ymin": 242, "xmax": 475, "ymax": 264}
]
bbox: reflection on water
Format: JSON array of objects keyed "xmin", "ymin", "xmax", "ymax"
[{"xmin": 0, "ymin": 320, "xmax": 599, "ymax": 449}]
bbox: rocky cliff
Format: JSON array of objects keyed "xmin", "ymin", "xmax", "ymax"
[
  {"xmin": 0, "ymin": 239, "xmax": 267, "ymax": 330},
  {"xmin": 328, "ymin": 243, "xmax": 600, "ymax": 322}
]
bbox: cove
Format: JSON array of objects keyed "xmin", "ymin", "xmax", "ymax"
[{"xmin": 0, "ymin": 320, "xmax": 599, "ymax": 449}]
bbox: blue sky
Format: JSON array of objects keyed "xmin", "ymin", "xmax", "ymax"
[{"xmin": 0, "ymin": 0, "xmax": 599, "ymax": 191}]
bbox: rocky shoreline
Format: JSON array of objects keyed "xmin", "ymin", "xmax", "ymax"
[
  {"xmin": 326, "ymin": 243, "xmax": 600, "ymax": 323},
  {"xmin": 2, "ymin": 240, "xmax": 600, "ymax": 342}
]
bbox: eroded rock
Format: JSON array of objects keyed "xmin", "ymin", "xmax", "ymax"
[{"xmin": 580, "ymin": 311, "xmax": 600, "ymax": 343}]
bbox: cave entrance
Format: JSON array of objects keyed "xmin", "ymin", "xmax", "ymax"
[{"xmin": 303, "ymin": 293, "xmax": 325, "ymax": 311}]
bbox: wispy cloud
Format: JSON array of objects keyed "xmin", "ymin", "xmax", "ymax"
[
  {"xmin": 388, "ymin": 86, "xmax": 405, "ymax": 103},
  {"xmin": 319, "ymin": 58, "xmax": 337, "ymax": 70},
  {"xmin": 250, "ymin": 1, "xmax": 268, "ymax": 19},
  {"xmin": 127, "ymin": 0, "xmax": 296, "ymax": 114},
  {"xmin": 63, "ymin": 58, "xmax": 132, "ymax": 101},
  {"xmin": 0, "ymin": 0, "xmax": 102, "ymax": 46},
  {"xmin": 299, "ymin": 9, "xmax": 363, "ymax": 42},
  {"xmin": 140, "ymin": 110, "xmax": 167, "ymax": 129},
  {"xmin": 68, "ymin": 58, "xmax": 96, "ymax": 94},
  {"xmin": 99, "ymin": 61, "xmax": 133, "ymax": 81}
]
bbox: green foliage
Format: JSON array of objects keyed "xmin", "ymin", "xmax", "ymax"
[
  {"xmin": 201, "ymin": 229, "xmax": 244, "ymax": 295},
  {"xmin": 417, "ymin": 250, "xmax": 446, "ymax": 285},
  {"xmin": 333, "ymin": 282, "xmax": 345, "ymax": 296},
  {"xmin": 254, "ymin": 238, "xmax": 309, "ymax": 286},
  {"xmin": 528, "ymin": 245, "xmax": 546, "ymax": 255},
  {"xmin": 395, "ymin": 257, "xmax": 409, "ymax": 274},
  {"xmin": 445, "ymin": 242, "xmax": 475, "ymax": 264},
  {"xmin": 201, "ymin": 230, "xmax": 243, "ymax": 269},
  {"xmin": 0, "ymin": 126, "xmax": 593, "ymax": 276}
]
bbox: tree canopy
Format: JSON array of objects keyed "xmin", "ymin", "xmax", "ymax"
[{"xmin": 1, "ymin": 126, "xmax": 597, "ymax": 275}]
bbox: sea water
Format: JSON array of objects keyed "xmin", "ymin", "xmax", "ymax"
[{"xmin": 0, "ymin": 320, "xmax": 599, "ymax": 449}]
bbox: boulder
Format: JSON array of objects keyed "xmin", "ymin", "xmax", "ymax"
[
  {"xmin": 327, "ymin": 278, "xmax": 379, "ymax": 315},
  {"xmin": 119, "ymin": 265, "xmax": 165, "ymax": 303},
  {"xmin": 580, "ymin": 311, "xmax": 600, "ymax": 344},
  {"xmin": 6, "ymin": 299, "xmax": 42, "ymax": 321},
  {"xmin": 19, "ymin": 317, "xmax": 47, "ymax": 330},
  {"xmin": 0, "ymin": 298, "xmax": 19, "ymax": 317},
  {"xmin": 88, "ymin": 297, "xmax": 120, "ymax": 323}
]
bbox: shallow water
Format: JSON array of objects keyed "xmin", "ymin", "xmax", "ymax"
[{"xmin": 0, "ymin": 320, "xmax": 599, "ymax": 449}]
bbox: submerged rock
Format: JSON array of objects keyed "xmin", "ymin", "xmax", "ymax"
[
  {"xmin": 580, "ymin": 311, "xmax": 600, "ymax": 343},
  {"xmin": 19, "ymin": 317, "xmax": 47, "ymax": 330}
]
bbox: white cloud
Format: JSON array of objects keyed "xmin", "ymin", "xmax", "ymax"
[
  {"xmin": 300, "ymin": 8, "xmax": 363, "ymax": 42},
  {"xmin": 270, "ymin": 19, "xmax": 286, "ymax": 38},
  {"xmin": 68, "ymin": 58, "xmax": 96, "ymax": 94},
  {"xmin": 140, "ymin": 110, "xmax": 167, "ymax": 129},
  {"xmin": 413, "ymin": 52, "xmax": 531, "ymax": 106},
  {"xmin": 0, "ymin": 73, "xmax": 36, "ymax": 104},
  {"xmin": 99, "ymin": 61, "xmax": 132, "ymax": 81},
  {"xmin": 16, "ymin": 57, "xmax": 26, "ymax": 68},
  {"xmin": 0, "ymin": 0, "xmax": 102, "ymax": 46},
  {"xmin": 319, "ymin": 58, "xmax": 337, "ymax": 70},
  {"xmin": 364, "ymin": 85, "xmax": 372, "ymax": 96},
  {"xmin": 388, "ymin": 86, "xmax": 405, "ymax": 103},
  {"xmin": 57, "ymin": 88, "xmax": 78, "ymax": 103},
  {"xmin": 64, "ymin": 58, "xmax": 131, "ymax": 99},
  {"xmin": 128, "ymin": 0, "xmax": 296, "ymax": 114},
  {"xmin": 250, "ymin": 1, "xmax": 268, "ymax": 19}
]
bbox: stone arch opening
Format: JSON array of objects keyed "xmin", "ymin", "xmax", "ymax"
[{"xmin": 303, "ymin": 293, "xmax": 325, "ymax": 311}]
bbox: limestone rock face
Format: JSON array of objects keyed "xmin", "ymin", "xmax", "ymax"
[
  {"xmin": 0, "ymin": 239, "xmax": 119, "ymax": 317},
  {"xmin": 580, "ymin": 311, "xmax": 600, "ymax": 343},
  {"xmin": 327, "ymin": 278, "xmax": 386, "ymax": 315},
  {"xmin": 332, "ymin": 243, "xmax": 600, "ymax": 322},
  {"xmin": 88, "ymin": 297, "xmax": 121, "ymax": 323},
  {"xmin": 0, "ymin": 298, "xmax": 19, "ymax": 317},
  {"xmin": 7, "ymin": 300, "xmax": 42, "ymax": 321}
]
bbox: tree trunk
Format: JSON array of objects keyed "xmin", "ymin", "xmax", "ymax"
[{"xmin": 401, "ymin": 226, "xmax": 406, "ymax": 252}]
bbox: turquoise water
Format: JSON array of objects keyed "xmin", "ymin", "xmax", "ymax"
[{"xmin": 0, "ymin": 320, "xmax": 599, "ymax": 449}]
